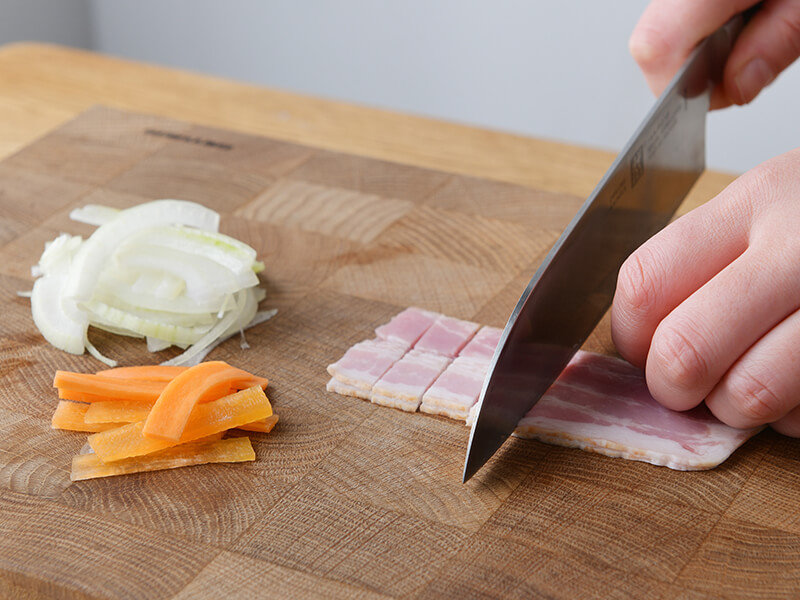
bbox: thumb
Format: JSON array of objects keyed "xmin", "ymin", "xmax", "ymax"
[{"xmin": 724, "ymin": 0, "xmax": 800, "ymax": 105}]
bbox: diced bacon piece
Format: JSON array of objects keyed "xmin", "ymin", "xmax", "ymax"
[
  {"xmin": 327, "ymin": 338, "xmax": 406, "ymax": 391},
  {"xmin": 421, "ymin": 357, "xmax": 489, "ymax": 421},
  {"xmin": 371, "ymin": 350, "xmax": 451, "ymax": 412},
  {"xmin": 458, "ymin": 326, "xmax": 502, "ymax": 361},
  {"xmin": 512, "ymin": 351, "xmax": 763, "ymax": 470},
  {"xmin": 326, "ymin": 377, "xmax": 370, "ymax": 400},
  {"xmin": 375, "ymin": 307, "xmax": 439, "ymax": 350},
  {"xmin": 414, "ymin": 315, "xmax": 479, "ymax": 358}
]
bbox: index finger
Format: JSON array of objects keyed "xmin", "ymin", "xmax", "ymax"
[{"xmin": 630, "ymin": 0, "xmax": 759, "ymax": 102}]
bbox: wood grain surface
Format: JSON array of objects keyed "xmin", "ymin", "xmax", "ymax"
[{"xmin": 0, "ymin": 106, "xmax": 797, "ymax": 599}]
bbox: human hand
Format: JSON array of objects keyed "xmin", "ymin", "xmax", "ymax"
[
  {"xmin": 630, "ymin": 0, "xmax": 800, "ymax": 108},
  {"xmin": 611, "ymin": 148, "xmax": 800, "ymax": 436}
]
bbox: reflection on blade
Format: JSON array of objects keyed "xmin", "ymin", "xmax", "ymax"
[{"xmin": 463, "ymin": 17, "xmax": 745, "ymax": 483}]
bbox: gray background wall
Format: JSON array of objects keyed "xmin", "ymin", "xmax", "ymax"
[{"xmin": 2, "ymin": 0, "xmax": 799, "ymax": 175}]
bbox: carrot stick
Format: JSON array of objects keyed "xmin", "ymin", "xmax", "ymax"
[
  {"xmin": 84, "ymin": 400, "xmax": 151, "ymax": 424},
  {"xmin": 95, "ymin": 365, "xmax": 189, "ymax": 381},
  {"xmin": 71, "ymin": 437, "xmax": 255, "ymax": 481},
  {"xmin": 54, "ymin": 372, "xmax": 166, "ymax": 403},
  {"xmin": 57, "ymin": 389, "xmax": 143, "ymax": 403},
  {"xmin": 238, "ymin": 414, "xmax": 279, "ymax": 433},
  {"xmin": 84, "ymin": 400, "xmax": 276, "ymax": 433},
  {"xmin": 51, "ymin": 401, "xmax": 123, "ymax": 433},
  {"xmin": 142, "ymin": 362, "xmax": 264, "ymax": 441},
  {"xmin": 89, "ymin": 386, "xmax": 272, "ymax": 462}
]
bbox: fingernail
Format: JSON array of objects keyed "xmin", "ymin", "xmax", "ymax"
[{"xmin": 733, "ymin": 58, "xmax": 775, "ymax": 104}]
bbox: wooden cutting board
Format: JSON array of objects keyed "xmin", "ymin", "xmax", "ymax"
[{"xmin": 1, "ymin": 106, "xmax": 797, "ymax": 600}]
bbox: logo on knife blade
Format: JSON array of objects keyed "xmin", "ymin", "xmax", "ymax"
[{"xmin": 630, "ymin": 145, "xmax": 644, "ymax": 188}]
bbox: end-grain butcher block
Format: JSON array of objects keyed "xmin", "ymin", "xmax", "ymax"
[{"xmin": 328, "ymin": 308, "xmax": 763, "ymax": 470}]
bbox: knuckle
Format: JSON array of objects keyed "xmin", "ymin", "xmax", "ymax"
[
  {"xmin": 651, "ymin": 322, "xmax": 710, "ymax": 392},
  {"xmin": 727, "ymin": 365, "xmax": 784, "ymax": 424},
  {"xmin": 616, "ymin": 248, "xmax": 662, "ymax": 317}
]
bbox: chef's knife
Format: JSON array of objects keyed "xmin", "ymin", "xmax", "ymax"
[{"xmin": 463, "ymin": 16, "xmax": 747, "ymax": 482}]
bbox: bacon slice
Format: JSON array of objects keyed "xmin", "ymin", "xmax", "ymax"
[
  {"xmin": 328, "ymin": 310, "xmax": 763, "ymax": 470},
  {"xmin": 326, "ymin": 338, "xmax": 406, "ymax": 391},
  {"xmin": 326, "ymin": 377, "xmax": 371, "ymax": 400},
  {"xmin": 371, "ymin": 350, "xmax": 451, "ymax": 412},
  {"xmin": 506, "ymin": 351, "xmax": 763, "ymax": 470},
  {"xmin": 420, "ymin": 357, "xmax": 489, "ymax": 420},
  {"xmin": 375, "ymin": 307, "xmax": 438, "ymax": 350},
  {"xmin": 458, "ymin": 326, "xmax": 502, "ymax": 361},
  {"xmin": 414, "ymin": 315, "xmax": 479, "ymax": 358}
]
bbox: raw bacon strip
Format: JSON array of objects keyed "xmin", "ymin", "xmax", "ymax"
[
  {"xmin": 326, "ymin": 338, "xmax": 406, "ymax": 391},
  {"xmin": 458, "ymin": 326, "xmax": 502, "ymax": 361},
  {"xmin": 420, "ymin": 357, "xmax": 489, "ymax": 420},
  {"xmin": 328, "ymin": 310, "xmax": 764, "ymax": 470},
  {"xmin": 414, "ymin": 315, "xmax": 479, "ymax": 358},
  {"xmin": 326, "ymin": 377, "xmax": 370, "ymax": 400},
  {"xmin": 371, "ymin": 350, "xmax": 451, "ymax": 412},
  {"xmin": 508, "ymin": 351, "xmax": 763, "ymax": 471},
  {"xmin": 375, "ymin": 307, "xmax": 439, "ymax": 350}
]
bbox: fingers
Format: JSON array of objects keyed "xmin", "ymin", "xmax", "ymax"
[
  {"xmin": 629, "ymin": 0, "xmax": 759, "ymax": 97},
  {"xmin": 772, "ymin": 406, "xmax": 800, "ymax": 437},
  {"xmin": 706, "ymin": 307, "xmax": 800, "ymax": 428},
  {"xmin": 723, "ymin": 0, "xmax": 800, "ymax": 105},
  {"xmin": 646, "ymin": 243, "xmax": 800, "ymax": 412},
  {"xmin": 611, "ymin": 187, "xmax": 751, "ymax": 369}
]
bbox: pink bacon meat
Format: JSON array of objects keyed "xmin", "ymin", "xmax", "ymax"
[
  {"xmin": 509, "ymin": 351, "xmax": 763, "ymax": 470},
  {"xmin": 327, "ymin": 309, "xmax": 763, "ymax": 470},
  {"xmin": 371, "ymin": 350, "xmax": 451, "ymax": 412},
  {"xmin": 458, "ymin": 326, "xmax": 502, "ymax": 361},
  {"xmin": 375, "ymin": 307, "xmax": 438, "ymax": 350},
  {"xmin": 421, "ymin": 357, "xmax": 489, "ymax": 420},
  {"xmin": 326, "ymin": 338, "xmax": 407, "ymax": 393},
  {"xmin": 414, "ymin": 315, "xmax": 480, "ymax": 358}
]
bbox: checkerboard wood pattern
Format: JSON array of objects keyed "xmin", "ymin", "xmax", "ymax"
[{"xmin": 0, "ymin": 107, "xmax": 795, "ymax": 599}]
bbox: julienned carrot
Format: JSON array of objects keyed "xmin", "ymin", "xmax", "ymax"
[
  {"xmin": 89, "ymin": 386, "xmax": 272, "ymax": 462},
  {"xmin": 84, "ymin": 400, "xmax": 278, "ymax": 433},
  {"xmin": 142, "ymin": 362, "xmax": 266, "ymax": 441},
  {"xmin": 51, "ymin": 401, "xmax": 123, "ymax": 433},
  {"xmin": 58, "ymin": 389, "xmax": 133, "ymax": 403},
  {"xmin": 71, "ymin": 437, "xmax": 255, "ymax": 481},
  {"xmin": 54, "ymin": 372, "xmax": 166, "ymax": 403},
  {"xmin": 95, "ymin": 365, "xmax": 189, "ymax": 381},
  {"xmin": 238, "ymin": 414, "xmax": 279, "ymax": 433},
  {"xmin": 84, "ymin": 400, "xmax": 151, "ymax": 424}
]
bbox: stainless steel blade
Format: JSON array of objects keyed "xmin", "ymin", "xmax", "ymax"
[{"xmin": 463, "ymin": 17, "xmax": 745, "ymax": 483}]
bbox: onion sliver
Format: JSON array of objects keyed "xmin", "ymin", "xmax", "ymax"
[
  {"xmin": 27, "ymin": 200, "xmax": 272, "ymax": 364},
  {"xmin": 63, "ymin": 200, "xmax": 220, "ymax": 305}
]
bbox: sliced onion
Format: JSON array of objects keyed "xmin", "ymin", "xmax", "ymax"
[
  {"xmin": 26, "ymin": 200, "xmax": 273, "ymax": 365},
  {"xmin": 31, "ymin": 273, "xmax": 86, "ymax": 354},
  {"xmin": 69, "ymin": 204, "xmax": 121, "ymax": 226},
  {"xmin": 63, "ymin": 200, "xmax": 220, "ymax": 305}
]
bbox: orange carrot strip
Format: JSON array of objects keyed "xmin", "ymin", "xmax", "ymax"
[
  {"xmin": 143, "ymin": 361, "xmax": 260, "ymax": 441},
  {"xmin": 89, "ymin": 386, "xmax": 272, "ymax": 462},
  {"xmin": 95, "ymin": 365, "xmax": 189, "ymax": 381},
  {"xmin": 54, "ymin": 371, "xmax": 166, "ymax": 403},
  {"xmin": 84, "ymin": 401, "xmax": 151, "ymax": 424},
  {"xmin": 238, "ymin": 414, "xmax": 279, "ymax": 433},
  {"xmin": 85, "ymin": 400, "xmax": 275, "ymax": 433},
  {"xmin": 51, "ymin": 401, "xmax": 123, "ymax": 433},
  {"xmin": 58, "ymin": 389, "xmax": 144, "ymax": 404},
  {"xmin": 71, "ymin": 437, "xmax": 254, "ymax": 481},
  {"xmin": 232, "ymin": 375, "xmax": 269, "ymax": 390}
]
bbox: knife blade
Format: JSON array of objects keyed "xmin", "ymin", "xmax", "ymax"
[{"xmin": 463, "ymin": 16, "xmax": 747, "ymax": 483}]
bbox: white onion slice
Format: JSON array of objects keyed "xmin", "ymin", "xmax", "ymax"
[
  {"xmin": 27, "ymin": 200, "xmax": 272, "ymax": 365},
  {"xmin": 63, "ymin": 200, "xmax": 220, "ymax": 305},
  {"xmin": 70, "ymin": 204, "xmax": 121, "ymax": 226}
]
